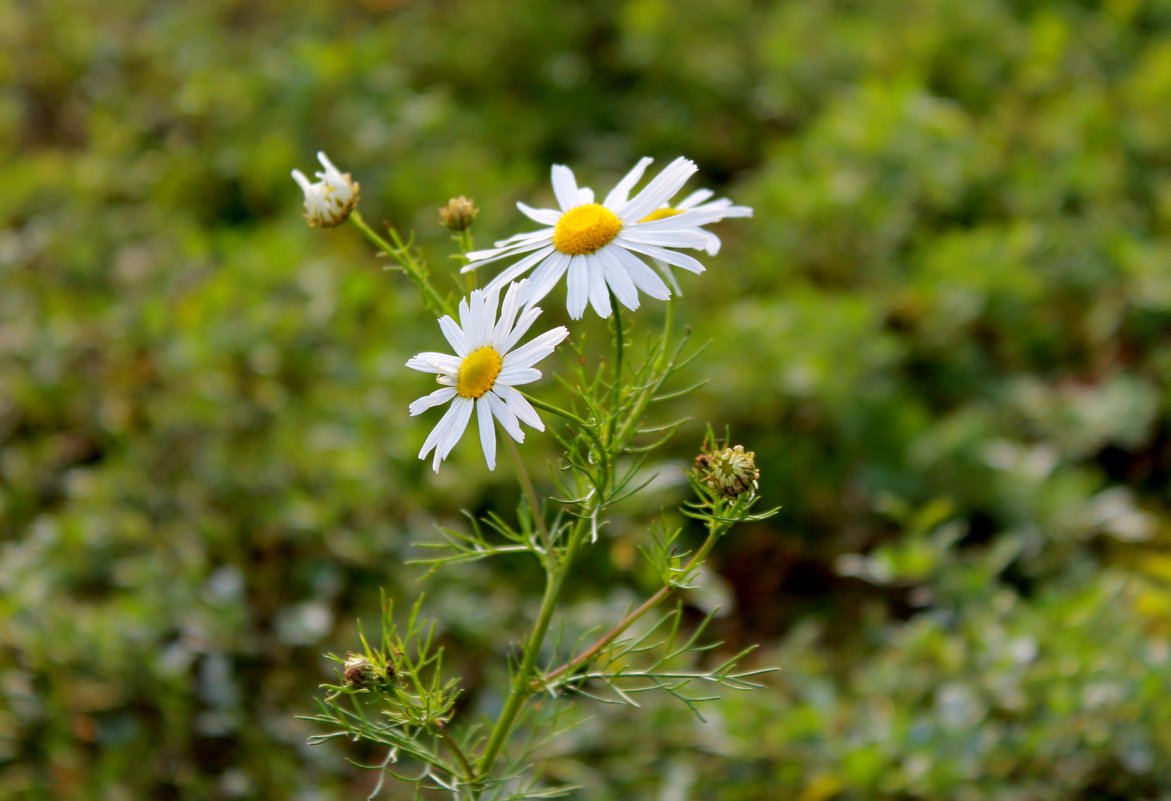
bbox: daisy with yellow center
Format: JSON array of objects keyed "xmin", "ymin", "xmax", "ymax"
[
  {"xmin": 406, "ymin": 281, "xmax": 569, "ymax": 472},
  {"xmin": 463, "ymin": 157, "xmax": 733, "ymax": 319}
]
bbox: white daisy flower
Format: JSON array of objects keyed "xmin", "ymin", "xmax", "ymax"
[
  {"xmin": 610, "ymin": 174, "xmax": 753, "ymax": 295},
  {"xmin": 407, "ymin": 281, "xmax": 569, "ymax": 472},
  {"xmin": 291, "ymin": 151, "xmax": 360, "ymax": 228},
  {"xmin": 463, "ymin": 157, "xmax": 732, "ymax": 320}
]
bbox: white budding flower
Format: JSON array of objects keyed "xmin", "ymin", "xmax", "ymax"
[
  {"xmin": 291, "ymin": 151, "xmax": 360, "ymax": 228},
  {"xmin": 463, "ymin": 157, "xmax": 741, "ymax": 320},
  {"xmin": 406, "ymin": 281, "xmax": 569, "ymax": 472}
]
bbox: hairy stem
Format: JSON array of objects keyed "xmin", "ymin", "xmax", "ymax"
[{"xmin": 350, "ymin": 210, "xmax": 451, "ymax": 316}]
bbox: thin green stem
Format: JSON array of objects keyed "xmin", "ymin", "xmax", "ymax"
[
  {"xmin": 613, "ymin": 297, "xmax": 675, "ymax": 450},
  {"xmin": 350, "ymin": 210, "xmax": 451, "ymax": 316},
  {"xmin": 609, "ymin": 292, "xmax": 624, "ymax": 445},
  {"xmin": 505, "ymin": 435, "xmax": 550, "ymax": 551},
  {"xmin": 438, "ymin": 728, "xmax": 475, "ymax": 782},
  {"xmin": 475, "ymin": 507, "xmax": 594, "ymax": 782},
  {"xmin": 535, "ymin": 517, "xmax": 728, "ymax": 690}
]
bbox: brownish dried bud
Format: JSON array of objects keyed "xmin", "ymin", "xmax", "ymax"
[
  {"xmin": 439, "ymin": 196, "xmax": 478, "ymax": 232},
  {"xmin": 343, "ymin": 653, "xmax": 378, "ymax": 688}
]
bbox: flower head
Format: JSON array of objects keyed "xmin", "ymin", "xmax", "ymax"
[
  {"xmin": 407, "ymin": 282, "xmax": 569, "ymax": 472},
  {"xmin": 463, "ymin": 157, "xmax": 731, "ymax": 320},
  {"xmin": 291, "ymin": 151, "xmax": 360, "ymax": 228},
  {"xmin": 695, "ymin": 444, "xmax": 760, "ymax": 499},
  {"xmin": 439, "ymin": 196, "xmax": 479, "ymax": 232}
]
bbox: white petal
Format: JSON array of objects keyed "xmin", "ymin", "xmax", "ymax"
[
  {"xmin": 503, "ymin": 326, "xmax": 570, "ymax": 369},
  {"xmin": 676, "ymin": 188, "xmax": 714, "ymax": 209},
  {"xmin": 477, "ymin": 397, "xmax": 497, "ymax": 470},
  {"xmin": 517, "ymin": 201, "xmax": 561, "ymax": 225},
  {"xmin": 497, "ymin": 366, "xmax": 542, "ymax": 386},
  {"xmin": 597, "ymin": 246, "xmax": 640, "ymax": 311},
  {"xmin": 614, "ymin": 247, "xmax": 671, "ymax": 301},
  {"xmin": 502, "ymin": 306, "xmax": 543, "ymax": 353},
  {"xmin": 487, "ymin": 391, "xmax": 525, "ymax": 442},
  {"xmin": 496, "ymin": 384, "xmax": 544, "ymax": 431},
  {"xmin": 551, "ymin": 164, "xmax": 580, "ymax": 211},
  {"xmin": 491, "ymin": 280, "xmax": 526, "ymax": 347},
  {"xmin": 586, "ymin": 254, "xmax": 612, "ymax": 318},
  {"xmin": 405, "ymin": 352, "xmax": 461, "ymax": 375},
  {"xmin": 409, "ymin": 387, "xmax": 457, "ymax": 416},
  {"xmin": 619, "ymin": 240, "xmax": 707, "ymax": 275},
  {"xmin": 654, "ymin": 259, "xmax": 683, "ymax": 295},
  {"xmin": 619, "ymin": 157, "xmax": 697, "ymax": 223},
  {"xmin": 434, "ymin": 397, "xmax": 474, "ymax": 470},
  {"xmin": 523, "ymin": 251, "xmax": 571, "ymax": 309},
  {"xmin": 604, "ymin": 156, "xmax": 654, "ymax": 209},
  {"xmin": 577, "ymin": 187, "xmax": 595, "ymax": 205},
  {"xmin": 566, "ymin": 256, "xmax": 589, "ymax": 320},
  {"xmin": 291, "ymin": 169, "xmax": 312, "ymax": 192},
  {"xmin": 464, "ymin": 236, "xmax": 550, "ymax": 271},
  {"xmin": 484, "ymin": 245, "xmax": 556, "ymax": 292},
  {"xmin": 438, "ymin": 316, "xmax": 469, "ymax": 357},
  {"xmin": 619, "ymin": 229, "xmax": 711, "ymax": 249}
]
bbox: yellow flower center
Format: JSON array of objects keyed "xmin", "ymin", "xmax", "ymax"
[
  {"xmin": 456, "ymin": 346, "xmax": 503, "ymax": 399},
  {"xmin": 639, "ymin": 207, "xmax": 681, "ymax": 223},
  {"xmin": 553, "ymin": 204, "xmax": 623, "ymax": 255}
]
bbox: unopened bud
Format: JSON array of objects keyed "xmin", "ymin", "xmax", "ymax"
[
  {"xmin": 343, "ymin": 653, "xmax": 378, "ymax": 688},
  {"xmin": 439, "ymin": 196, "xmax": 478, "ymax": 232},
  {"xmin": 291, "ymin": 151, "xmax": 360, "ymax": 228},
  {"xmin": 698, "ymin": 444, "xmax": 759, "ymax": 499}
]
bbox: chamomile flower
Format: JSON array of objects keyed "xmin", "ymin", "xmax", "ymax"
[
  {"xmin": 407, "ymin": 281, "xmax": 569, "ymax": 472},
  {"xmin": 463, "ymin": 157, "xmax": 731, "ymax": 319},
  {"xmin": 291, "ymin": 151, "xmax": 360, "ymax": 228}
]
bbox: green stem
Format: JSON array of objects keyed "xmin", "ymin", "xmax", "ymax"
[
  {"xmin": 609, "ymin": 293, "xmax": 624, "ymax": 445},
  {"xmin": 612, "ymin": 297, "xmax": 675, "ymax": 450},
  {"xmin": 438, "ymin": 728, "xmax": 476, "ymax": 782},
  {"xmin": 475, "ymin": 508, "xmax": 594, "ymax": 782},
  {"xmin": 536, "ymin": 517, "xmax": 728, "ymax": 690},
  {"xmin": 350, "ymin": 211, "xmax": 451, "ymax": 316}
]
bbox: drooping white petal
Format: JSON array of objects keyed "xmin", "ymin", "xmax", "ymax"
[
  {"xmin": 597, "ymin": 246, "xmax": 640, "ymax": 311},
  {"xmin": 566, "ymin": 256, "xmax": 589, "ymax": 320},
  {"xmin": 464, "ymin": 236, "xmax": 550, "ymax": 270},
  {"xmin": 495, "ymin": 384, "xmax": 544, "ymax": 431},
  {"xmin": 619, "ymin": 240, "xmax": 707, "ymax": 275},
  {"xmin": 486, "ymin": 391, "xmax": 525, "ymax": 443},
  {"xmin": 522, "ymin": 251, "xmax": 571, "ymax": 308},
  {"xmin": 613, "ymin": 247, "xmax": 671, "ymax": 300},
  {"xmin": 434, "ymin": 397, "xmax": 474, "ymax": 470},
  {"xmin": 586, "ymin": 254, "xmax": 612, "ymax": 318},
  {"xmin": 409, "ymin": 387, "xmax": 458, "ymax": 416},
  {"xmin": 476, "ymin": 397, "xmax": 497, "ymax": 470}
]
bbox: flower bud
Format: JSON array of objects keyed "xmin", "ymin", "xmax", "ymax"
[
  {"xmin": 291, "ymin": 151, "xmax": 360, "ymax": 228},
  {"xmin": 343, "ymin": 653, "xmax": 378, "ymax": 688},
  {"xmin": 438, "ymin": 196, "xmax": 478, "ymax": 232},
  {"xmin": 697, "ymin": 444, "xmax": 759, "ymax": 499}
]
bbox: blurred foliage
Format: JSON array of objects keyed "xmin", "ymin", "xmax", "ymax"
[{"xmin": 3, "ymin": 0, "xmax": 1171, "ymax": 798}]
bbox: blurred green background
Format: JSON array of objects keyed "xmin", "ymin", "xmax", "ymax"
[{"xmin": 4, "ymin": 0, "xmax": 1171, "ymax": 798}]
